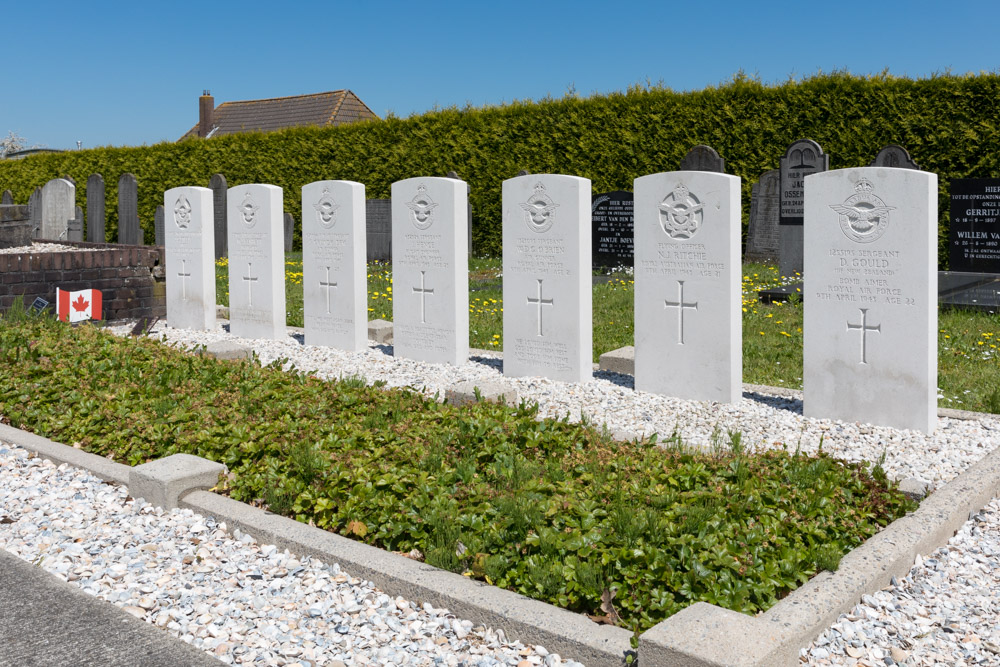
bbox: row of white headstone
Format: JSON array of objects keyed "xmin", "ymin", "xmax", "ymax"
[{"xmin": 165, "ymin": 168, "xmax": 937, "ymax": 434}]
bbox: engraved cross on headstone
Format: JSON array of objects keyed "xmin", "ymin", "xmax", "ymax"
[
  {"xmin": 527, "ymin": 278, "xmax": 554, "ymax": 337},
  {"xmin": 412, "ymin": 270, "xmax": 434, "ymax": 324},
  {"xmin": 664, "ymin": 280, "xmax": 698, "ymax": 345},
  {"xmin": 177, "ymin": 259, "xmax": 192, "ymax": 301},
  {"xmin": 319, "ymin": 266, "xmax": 337, "ymax": 314},
  {"xmin": 243, "ymin": 262, "xmax": 258, "ymax": 308},
  {"xmin": 846, "ymin": 307, "xmax": 880, "ymax": 364}
]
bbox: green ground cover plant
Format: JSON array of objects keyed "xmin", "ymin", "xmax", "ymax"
[
  {"xmin": 216, "ymin": 257, "xmax": 1000, "ymax": 413},
  {"xmin": 0, "ymin": 304, "xmax": 915, "ymax": 633}
]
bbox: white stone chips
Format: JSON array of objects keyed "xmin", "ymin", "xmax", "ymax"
[
  {"xmin": 634, "ymin": 171, "xmax": 741, "ymax": 403},
  {"xmin": 804, "ymin": 168, "xmax": 938, "ymax": 433},
  {"xmin": 165, "ymin": 186, "xmax": 216, "ymax": 331},
  {"xmin": 502, "ymin": 174, "xmax": 592, "ymax": 383},
  {"xmin": 301, "ymin": 180, "xmax": 367, "ymax": 351}
]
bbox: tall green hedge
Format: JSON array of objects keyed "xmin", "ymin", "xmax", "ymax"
[{"xmin": 3, "ymin": 72, "xmax": 999, "ymax": 265}]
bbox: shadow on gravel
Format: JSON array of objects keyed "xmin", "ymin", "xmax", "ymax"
[{"xmin": 743, "ymin": 390, "xmax": 803, "ymax": 415}]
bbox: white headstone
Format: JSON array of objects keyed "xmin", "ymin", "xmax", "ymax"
[
  {"xmin": 502, "ymin": 175, "xmax": 592, "ymax": 383},
  {"xmin": 634, "ymin": 172, "xmax": 742, "ymax": 403},
  {"xmin": 803, "ymin": 167, "xmax": 937, "ymax": 433},
  {"xmin": 40, "ymin": 178, "xmax": 75, "ymax": 241},
  {"xmin": 301, "ymin": 180, "xmax": 368, "ymax": 351},
  {"xmin": 164, "ymin": 187, "xmax": 216, "ymax": 330},
  {"xmin": 390, "ymin": 177, "xmax": 469, "ymax": 365},
  {"xmin": 226, "ymin": 184, "xmax": 286, "ymax": 339}
]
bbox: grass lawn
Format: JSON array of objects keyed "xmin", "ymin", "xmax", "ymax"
[{"xmin": 214, "ymin": 257, "xmax": 1000, "ymax": 414}]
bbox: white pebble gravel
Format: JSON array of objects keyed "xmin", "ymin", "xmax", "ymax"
[
  {"xmin": 0, "ymin": 444, "xmax": 581, "ymax": 667},
  {"xmin": 0, "ymin": 242, "xmax": 103, "ymax": 254}
]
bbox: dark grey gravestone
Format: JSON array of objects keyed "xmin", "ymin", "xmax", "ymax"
[
  {"xmin": 516, "ymin": 170, "xmax": 530, "ymax": 177},
  {"xmin": 779, "ymin": 138, "xmax": 828, "ymax": 277},
  {"xmin": 86, "ymin": 173, "xmax": 105, "ymax": 243},
  {"xmin": 745, "ymin": 169, "xmax": 781, "ymax": 264},
  {"xmin": 1, "ymin": 190, "xmax": 12, "ymax": 205},
  {"xmin": 950, "ymin": 178, "xmax": 1000, "ymax": 273},
  {"xmin": 366, "ymin": 199, "xmax": 392, "ymax": 262},
  {"xmin": 210, "ymin": 173, "xmax": 227, "ymax": 258},
  {"xmin": 67, "ymin": 206, "xmax": 84, "ymax": 242},
  {"xmin": 870, "ymin": 145, "xmax": 919, "ymax": 170},
  {"xmin": 28, "ymin": 187, "xmax": 42, "ymax": 239},
  {"xmin": 0, "ymin": 205, "xmax": 32, "ymax": 249},
  {"xmin": 591, "ymin": 191, "xmax": 634, "ymax": 267},
  {"xmin": 118, "ymin": 173, "xmax": 141, "ymax": 245},
  {"xmin": 284, "ymin": 212, "xmax": 294, "ymax": 253},
  {"xmin": 938, "ymin": 271, "xmax": 1000, "ymax": 312},
  {"xmin": 154, "ymin": 205, "xmax": 165, "ymax": 247},
  {"xmin": 680, "ymin": 145, "xmax": 725, "ymax": 173}
]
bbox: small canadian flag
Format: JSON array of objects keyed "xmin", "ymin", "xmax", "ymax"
[{"xmin": 56, "ymin": 288, "xmax": 103, "ymax": 323}]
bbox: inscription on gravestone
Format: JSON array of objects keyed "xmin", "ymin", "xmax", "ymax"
[
  {"xmin": 591, "ymin": 190, "xmax": 634, "ymax": 267},
  {"xmin": 950, "ymin": 178, "xmax": 1000, "ymax": 273},
  {"xmin": 745, "ymin": 170, "xmax": 780, "ymax": 263},
  {"xmin": 780, "ymin": 139, "xmax": 829, "ymax": 276}
]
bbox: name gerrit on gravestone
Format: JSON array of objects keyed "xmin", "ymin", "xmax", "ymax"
[
  {"xmin": 591, "ymin": 191, "xmax": 634, "ymax": 267},
  {"xmin": 950, "ymin": 178, "xmax": 1000, "ymax": 273}
]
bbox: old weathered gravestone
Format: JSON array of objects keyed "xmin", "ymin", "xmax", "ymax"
[
  {"xmin": 803, "ymin": 167, "xmax": 937, "ymax": 433},
  {"xmin": 40, "ymin": 178, "xmax": 75, "ymax": 241},
  {"xmin": 679, "ymin": 145, "xmax": 726, "ymax": 173},
  {"xmin": 949, "ymin": 178, "xmax": 1000, "ymax": 273},
  {"xmin": 28, "ymin": 187, "xmax": 42, "ymax": 238},
  {"xmin": 1, "ymin": 190, "xmax": 12, "ymax": 205},
  {"xmin": 210, "ymin": 174, "xmax": 228, "ymax": 259},
  {"xmin": 154, "ymin": 205, "xmax": 165, "ymax": 246},
  {"xmin": 870, "ymin": 145, "xmax": 919, "ymax": 170},
  {"xmin": 591, "ymin": 190, "xmax": 634, "ymax": 267},
  {"xmin": 165, "ymin": 186, "xmax": 216, "ymax": 330},
  {"xmin": 780, "ymin": 139, "xmax": 829, "ymax": 277},
  {"xmin": 68, "ymin": 206, "xmax": 84, "ymax": 242},
  {"xmin": 227, "ymin": 184, "xmax": 286, "ymax": 339},
  {"xmin": 302, "ymin": 180, "xmax": 368, "ymax": 351},
  {"xmin": 118, "ymin": 173, "xmax": 142, "ymax": 245},
  {"xmin": 745, "ymin": 170, "xmax": 781, "ymax": 264},
  {"xmin": 283, "ymin": 212, "xmax": 294, "ymax": 253},
  {"xmin": 86, "ymin": 174, "xmax": 106, "ymax": 243},
  {"xmin": 366, "ymin": 199, "xmax": 392, "ymax": 262},
  {"xmin": 503, "ymin": 175, "xmax": 592, "ymax": 383},
  {"xmin": 634, "ymin": 171, "xmax": 741, "ymax": 403},
  {"xmin": 391, "ymin": 177, "xmax": 469, "ymax": 365}
]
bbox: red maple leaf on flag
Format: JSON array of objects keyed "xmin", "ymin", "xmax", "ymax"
[{"xmin": 72, "ymin": 294, "xmax": 90, "ymax": 313}]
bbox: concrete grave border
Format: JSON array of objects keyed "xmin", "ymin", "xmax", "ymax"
[{"xmin": 4, "ymin": 359, "xmax": 1000, "ymax": 665}]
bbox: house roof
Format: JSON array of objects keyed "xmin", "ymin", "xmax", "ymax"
[{"xmin": 179, "ymin": 90, "xmax": 378, "ymax": 140}]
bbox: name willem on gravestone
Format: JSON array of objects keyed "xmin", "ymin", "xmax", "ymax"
[
  {"xmin": 679, "ymin": 145, "xmax": 726, "ymax": 173},
  {"xmin": 227, "ymin": 184, "xmax": 286, "ymax": 339},
  {"xmin": 745, "ymin": 170, "xmax": 781, "ymax": 264},
  {"xmin": 391, "ymin": 177, "xmax": 469, "ymax": 365},
  {"xmin": 302, "ymin": 180, "xmax": 368, "ymax": 351},
  {"xmin": 86, "ymin": 174, "xmax": 105, "ymax": 243},
  {"xmin": 164, "ymin": 186, "xmax": 216, "ymax": 330},
  {"xmin": 780, "ymin": 139, "xmax": 829, "ymax": 276},
  {"xmin": 949, "ymin": 178, "xmax": 1000, "ymax": 273},
  {"xmin": 634, "ymin": 172, "xmax": 741, "ymax": 403},
  {"xmin": 502, "ymin": 175, "xmax": 592, "ymax": 383},
  {"xmin": 40, "ymin": 178, "xmax": 75, "ymax": 241},
  {"xmin": 591, "ymin": 191, "xmax": 634, "ymax": 267},
  {"xmin": 803, "ymin": 168, "xmax": 937, "ymax": 434}
]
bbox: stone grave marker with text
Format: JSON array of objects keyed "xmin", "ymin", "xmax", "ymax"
[
  {"xmin": 40, "ymin": 178, "xmax": 75, "ymax": 241},
  {"xmin": 780, "ymin": 139, "xmax": 829, "ymax": 276},
  {"xmin": 745, "ymin": 170, "xmax": 781, "ymax": 264},
  {"xmin": 210, "ymin": 174, "xmax": 228, "ymax": 259},
  {"xmin": 1, "ymin": 190, "xmax": 12, "ymax": 205},
  {"xmin": 165, "ymin": 186, "xmax": 216, "ymax": 330},
  {"xmin": 366, "ymin": 199, "xmax": 392, "ymax": 262},
  {"xmin": 284, "ymin": 212, "xmax": 294, "ymax": 252},
  {"xmin": 68, "ymin": 206, "xmax": 83, "ymax": 242},
  {"xmin": 86, "ymin": 174, "xmax": 105, "ymax": 243},
  {"xmin": 118, "ymin": 173, "xmax": 141, "ymax": 245},
  {"xmin": 503, "ymin": 175, "xmax": 592, "ymax": 383},
  {"xmin": 949, "ymin": 178, "xmax": 1000, "ymax": 273},
  {"xmin": 28, "ymin": 187, "xmax": 41, "ymax": 238},
  {"xmin": 634, "ymin": 171, "xmax": 741, "ymax": 402},
  {"xmin": 302, "ymin": 180, "xmax": 368, "ymax": 351},
  {"xmin": 391, "ymin": 177, "xmax": 469, "ymax": 365},
  {"xmin": 592, "ymin": 190, "xmax": 634, "ymax": 268},
  {"xmin": 679, "ymin": 145, "xmax": 726, "ymax": 173},
  {"xmin": 870, "ymin": 145, "xmax": 919, "ymax": 170},
  {"xmin": 227, "ymin": 184, "xmax": 287, "ymax": 339},
  {"xmin": 154, "ymin": 205, "xmax": 165, "ymax": 246},
  {"xmin": 803, "ymin": 167, "xmax": 937, "ymax": 433}
]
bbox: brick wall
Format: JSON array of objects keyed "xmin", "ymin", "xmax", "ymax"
[{"xmin": 0, "ymin": 241, "xmax": 166, "ymax": 320}]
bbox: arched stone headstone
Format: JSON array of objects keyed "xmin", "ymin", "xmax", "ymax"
[
  {"xmin": 41, "ymin": 178, "xmax": 75, "ymax": 241},
  {"xmin": 210, "ymin": 174, "xmax": 227, "ymax": 258},
  {"xmin": 745, "ymin": 170, "xmax": 781, "ymax": 264},
  {"xmin": 118, "ymin": 173, "xmax": 141, "ymax": 245},
  {"xmin": 284, "ymin": 212, "xmax": 295, "ymax": 253},
  {"xmin": 779, "ymin": 138, "xmax": 829, "ymax": 276},
  {"xmin": 869, "ymin": 145, "xmax": 919, "ymax": 170},
  {"xmin": 679, "ymin": 145, "xmax": 725, "ymax": 173},
  {"xmin": 86, "ymin": 174, "xmax": 105, "ymax": 243},
  {"xmin": 1, "ymin": 190, "xmax": 13, "ymax": 206},
  {"xmin": 516, "ymin": 169, "xmax": 530, "ymax": 177}
]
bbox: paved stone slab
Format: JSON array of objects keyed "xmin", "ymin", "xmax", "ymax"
[
  {"xmin": 598, "ymin": 345, "xmax": 635, "ymax": 374},
  {"xmin": 367, "ymin": 318, "xmax": 393, "ymax": 344},
  {"xmin": 201, "ymin": 340, "xmax": 252, "ymax": 361},
  {"xmin": 445, "ymin": 380, "xmax": 519, "ymax": 406},
  {"xmin": 128, "ymin": 453, "xmax": 228, "ymax": 510}
]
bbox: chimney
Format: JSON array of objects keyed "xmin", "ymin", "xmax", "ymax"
[{"xmin": 199, "ymin": 90, "xmax": 214, "ymax": 138}]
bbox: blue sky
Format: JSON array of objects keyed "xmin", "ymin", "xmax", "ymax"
[{"xmin": 6, "ymin": 0, "xmax": 999, "ymax": 150}]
